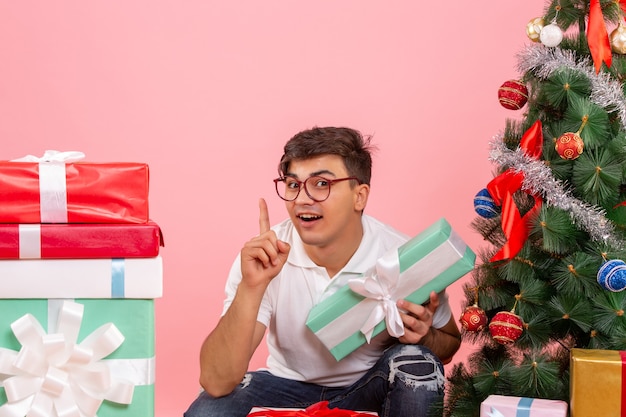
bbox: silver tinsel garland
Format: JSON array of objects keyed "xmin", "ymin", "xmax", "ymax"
[{"xmin": 516, "ymin": 43, "xmax": 626, "ymax": 129}]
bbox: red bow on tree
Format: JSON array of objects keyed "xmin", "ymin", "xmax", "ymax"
[
  {"xmin": 487, "ymin": 120, "xmax": 544, "ymax": 263},
  {"xmin": 587, "ymin": 0, "xmax": 626, "ymax": 73},
  {"xmin": 247, "ymin": 401, "xmax": 375, "ymax": 417}
]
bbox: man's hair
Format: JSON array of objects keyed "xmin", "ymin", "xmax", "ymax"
[{"xmin": 278, "ymin": 126, "xmax": 375, "ymax": 185}]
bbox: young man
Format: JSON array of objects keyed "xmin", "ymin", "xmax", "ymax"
[{"xmin": 184, "ymin": 127, "xmax": 461, "ymax": 417}]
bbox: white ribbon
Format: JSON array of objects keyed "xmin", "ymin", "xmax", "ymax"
[
  {"xmin": 11, "ymin": 151, "xmax": 85, "ymax": 164},
  {"xmin": 345, "ymin": 229, "xmax": 467, "ymax": 344},
  {"xmin": 18, "ymin": 225, "xmax": 41, "ymax": 259},
  {"xmin": 11, "ymin": 151, "xmax": 85, "ymax": 224},
  {"xmin": 0, "ymin": 300, "xmax": 135, "ymax": 417},
  {"xmin": 348, "ymin": 250, "xmax": 405, "ymax": 342}
]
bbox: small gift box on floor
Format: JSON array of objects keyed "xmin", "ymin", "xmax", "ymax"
[
  {"xmin": 570, "ymin": 348, "xmax": 626, "ymax": 417},
  {"xmin": 480, "ymin": 395, "xmax": 568, "ymax": 417},
  {"xmin": 248, "ymin": 401, "xmax": 377, "ymax": 416},
  {"xmin": 0, "ymin": 299, "xmax": 156, "ymax": 417},
  {"xmin": 306, "ymin": 218, "xmax": 475, "ymax": 361}
]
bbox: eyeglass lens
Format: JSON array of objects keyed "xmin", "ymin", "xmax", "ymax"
[{"xmin": 279, "ymin": 176, "xmax": 331, "ymax": 202}]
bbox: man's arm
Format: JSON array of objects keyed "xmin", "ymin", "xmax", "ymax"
[
  {"xmin": 396, "ymin": 291, "xmax": 461, "ymax": 363},
  {"xmin": 198, "ymin": 285, "xmax": 268, "ymax": 397},
  {"xmin": 198, "ymin": 199, "xmax": 290, "ymax": 397},
  {"xmin": 415, "ymin": 315, "xmax": 461, "ymax": 364}
]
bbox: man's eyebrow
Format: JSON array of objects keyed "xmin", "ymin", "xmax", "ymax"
[{"xmin": 285, "ymin": 169, "xmax": 337, "ymax": 178}]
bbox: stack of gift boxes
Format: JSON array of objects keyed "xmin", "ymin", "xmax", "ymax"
[{"xmin": 0, "ymin": 151, "xmax": 163, "ymax": 417}]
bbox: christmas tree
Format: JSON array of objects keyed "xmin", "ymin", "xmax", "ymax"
[{"xmin": 440, "ymin": 1, "xmax": 626, "ymax": 416}]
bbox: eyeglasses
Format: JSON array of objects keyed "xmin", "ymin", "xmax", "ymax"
[{"xmin": 273, "ymin": 175, "xmax": 361, "ymax": 202}]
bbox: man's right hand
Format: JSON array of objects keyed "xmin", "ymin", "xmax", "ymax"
[{"xmin": 240, "ymin": 198, "xmax": 290, "ymax": 289}]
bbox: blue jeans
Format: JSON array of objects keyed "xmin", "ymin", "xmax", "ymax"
[{"xmin": 183, "ymin": 344, "xmax": 445, "ymax": 417}]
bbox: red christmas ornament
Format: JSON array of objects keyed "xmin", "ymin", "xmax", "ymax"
[
  {"xmin": 555, "ymin": 132, "xmax": 584, "ymax": 160},
  {"xmin": 488, "ymin": 310, "xmax": 524, "ymax": 344},
  {"xmin": 460, "ymin": 304, "xmax": 488, "ymax": 332},
  {"xmin": 498, "ymin": 80, "xmax": 528, "ymax": 110}
]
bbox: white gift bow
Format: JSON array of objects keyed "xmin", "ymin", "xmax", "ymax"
[
  {"xmin": 10, "ymin": 151, "xmax": 86, "ymax": 223},
  {"xmin": 348, "ymin": 250, "xmax": 405, "ymax": 342},
  {"xmin": 0, "ymin": 300, "xmax": 134, "ymax": 417},
  {"xmin": 11, "ymin": 150, "xmax": 85, "ymax": 163}
]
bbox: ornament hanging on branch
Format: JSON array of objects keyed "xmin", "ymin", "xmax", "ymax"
[
  {"xmin": 539, "ymin": 5, "xmax": 563, "ymax": 48},
  {"xmin": 459, "ymin": 287, "xmax": 488, "ymax": 332},
  {"xmin": 540, "ymin": 21, "xmax": 563, "ymax": 47},
  {"xmin": 526, "ymin": 17, "xmax": 544, "ymax": 43},
  {"xmin": 473, "ymin": 188, "xmax": 499, "ymax": 218},
  {"xmin": 555, "ymin": 116, "xmax": 587, "ymax": 160},
  {"xmin": 489, "ymin": 297, "xmax": 524, "ymax": 344},
  {"xmin": 555, "ymin": 132, "xmax": 584, "ymax": 160},
  {"xmin": 597, "ymin": 256, "xmax": 626, "ymax": 292},
  {"xmin": 498, "ymin": 80, "xmax": 529, "ymax": 110},
  {"xmin": 611, "ymin": 23, "xmax": 626, "ymax": 54}
]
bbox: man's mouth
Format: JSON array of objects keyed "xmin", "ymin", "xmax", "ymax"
[{"xmin": 298, "ymin": 214, "xmax": 322, "ymax": 222}]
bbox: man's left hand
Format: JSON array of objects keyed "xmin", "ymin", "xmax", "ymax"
[{"xmin": 395, "ymin": 291, "xmax": 439, "ymax": 344}]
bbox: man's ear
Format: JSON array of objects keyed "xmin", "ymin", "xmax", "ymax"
[{"xmin": 354, "ymin": 184, "xmax": 370, "ymax": 211}]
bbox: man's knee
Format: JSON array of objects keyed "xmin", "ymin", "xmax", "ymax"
[{"xmin": 385, "ymin": 344, "xmax": 445, "ymax": 392}]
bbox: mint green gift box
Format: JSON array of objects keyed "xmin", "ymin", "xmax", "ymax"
[
  {"xmin": 306, "ymin": 218, "xmax": 476, "ymax": 361},
  {"xmin": 0, "ymin": 299, "xmax": 155, "ymax": 417}
]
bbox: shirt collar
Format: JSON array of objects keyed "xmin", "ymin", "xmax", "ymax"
[{"xmin": 285, "ymin": 215, "xmax": 382, "ymax": 275}]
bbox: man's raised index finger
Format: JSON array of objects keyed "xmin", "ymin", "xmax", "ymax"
[{"xmin": 259, "ymin": 198, "xmax": 271, "ymax": 234}]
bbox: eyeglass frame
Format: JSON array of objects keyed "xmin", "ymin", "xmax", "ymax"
[{"xmin": 273, "ymin": 175, "xmax": 362, "ymax": 202}]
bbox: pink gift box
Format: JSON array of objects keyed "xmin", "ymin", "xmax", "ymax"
[{"xmin": 480, "ymin": 395, "xmax": 568, "ymax": 417}]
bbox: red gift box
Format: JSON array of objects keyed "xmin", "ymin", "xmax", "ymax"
[
  {"xmin": 248, "ymin": 402, "xmax": 376, "ymax": 416},
  {"xmin": 0, "ymin": 159, "xmax": 149, "ymax": 224},
  {"xmin": 0, "ymin": 221, "xmax": 163, "ymax": 259}
]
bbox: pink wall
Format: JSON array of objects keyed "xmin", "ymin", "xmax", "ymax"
[{"xmin": 1, "ymin": 1, "xmax": 545, "ymax": 415}]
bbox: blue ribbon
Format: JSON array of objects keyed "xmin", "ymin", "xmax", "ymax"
[
  {"xmin": 111, "ymin": 258, "xmax": 125, "ymax": 298},
  {"xmin": 517, "ymin": 397, "xmax": 533, "ymax": 417}
]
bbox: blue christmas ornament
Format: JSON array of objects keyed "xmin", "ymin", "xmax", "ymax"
[
  {"xmin": 474, "ymin": 188, "xmax": 498, "ymax": 218},
  {"xmin": 597, "ymin": 259, "xmax": 626, "ymax": 292}
]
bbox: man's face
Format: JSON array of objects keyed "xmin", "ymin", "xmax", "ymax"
[{"xmin": 283, "ymin": 154, "xmax": 367, "ymax": 249}]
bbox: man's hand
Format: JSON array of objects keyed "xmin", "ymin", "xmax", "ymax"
[
  {"xmin": 395, "ymin": 291, "xmax": 461, "ymax": 363},
  {"xmin": 240, "ymin": 198, "xmax": 291, "ymax": 289},
  {"xmin": 395, "ymin": 291, "xmax": 439, "ymax": 344}
]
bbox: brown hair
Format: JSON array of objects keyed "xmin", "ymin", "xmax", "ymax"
[{"xmin": 278, "ymin": 126, "xmax": 375, "ymax": 185}]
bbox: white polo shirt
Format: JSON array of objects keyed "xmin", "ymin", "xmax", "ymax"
[{"xmin": 222, "ymin": 215, "xmax": 451, "ymax": 387}]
